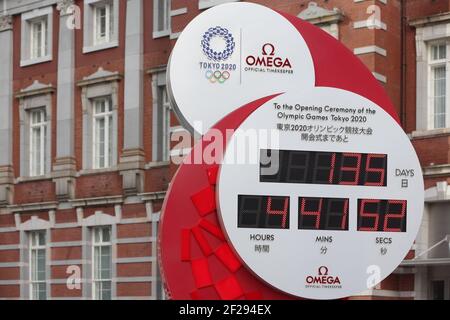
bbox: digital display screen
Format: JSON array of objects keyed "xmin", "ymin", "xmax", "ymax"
[
  {"xmin": 260, "ymin": 149, "xmax": 387, "ymax": 186},
  {"xmin": 238, "ymin": 195, "xmax": 290, "ymax": 229},
  {"xmin": 298, "ymin": 197, "xmax": 349, "ymax": 231},
  {"xmin": 357, "ymin": 199, "xmax": 407, "ymax": 232}
]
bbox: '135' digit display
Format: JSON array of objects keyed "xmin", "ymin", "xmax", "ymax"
[{"xmin": 260, "ymin": 149, "xmax": 387, "ymax": 186}]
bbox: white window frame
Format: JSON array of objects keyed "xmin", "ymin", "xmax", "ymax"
[
  {"xmin": 198, "ymin": 0, "xmax": 240, "ymax": 10},
  {"xmin": 160, "ymin": 85, "xmax": 171, "ymax": 162},
  {"xmin": 30, "ymin": 18, "xmax": 47, "ymax": 60},
  {"xmin": 29, "ymin": 230, "xmax": 47, "ymax": 300},
  {"xmin": 20, "ymin": 6, "xmax": 53, "ymax": 67},
  {"xmin": 17, "ymin": 82, "xmax": 53, "ymax": 179},
  {"xmin": 93, "ymin": 2, "xmax": 112, "ymax": 45},
  {"xmin": 151, "ymin": 69, "xmax": 171, "ymax": 162},
  {"xmin": 92, "ymin": 226, "xmax": 112, "ymax": 300},
  {"xmin": 92, "ymin": 97, "xmax": 113, "ymax": 169},
  {"xmin": 79, "ymin": 69, "xmax": 120, "ymax": 171},
  {"xmin": 83, "ymin": 0, "xmax": 119, "ymax": 53},
  {"xmin": 153, "ymin": 0, "xmax": 171, "ymax": 38},
  {"xmin": 29, "ymin": 108, "xmax": 48, "ymax": 177},
  {"xmin": 428, "ymin": 41, "xmax": 450, "ymax": 130}
]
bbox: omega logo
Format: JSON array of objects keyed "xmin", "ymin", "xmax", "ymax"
[
  {"xmin": 306, "ymin": 266, "xmax": 341, "ymax": 285},
  {"xmin": 318, "ymin": 266, "xmax": 329, "ymax": 276},
  {"xmin": 245, "ymin": 43, "xmax": 292, "ymax": 69}
]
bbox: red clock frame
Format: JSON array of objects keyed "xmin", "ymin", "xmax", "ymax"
[{"xmin": 159, "ymin": 11, "xmax": 400, "ymax": 300}]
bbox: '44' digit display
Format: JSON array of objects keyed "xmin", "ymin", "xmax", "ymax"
[{"xmin": 238, "ymin": 195, "xmax": 290, "ymax": 229}]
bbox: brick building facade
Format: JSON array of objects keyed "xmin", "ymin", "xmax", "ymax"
[{"xmin": 0, "ymin": 0, "xmax": 449, "ymax": 300}]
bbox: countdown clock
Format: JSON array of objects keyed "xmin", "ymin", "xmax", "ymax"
[
  {"xmin": 159, "ymin": 2, "xmax": 424, "ymax": 300},
  {"xmin": 217, "ymin": 88, "xmax": 423, "ymax": 299}
]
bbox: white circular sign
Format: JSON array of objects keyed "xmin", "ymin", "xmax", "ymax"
[
  {"xmin": 217, "ymin": 88, "xmax": 424, "ymax": 299},
  {"xmin": 167, "ymin": 2, "xmax": 315, "ymax": 135}
]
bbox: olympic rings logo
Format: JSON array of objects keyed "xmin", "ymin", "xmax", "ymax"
[
  {"xmin": 201, "ymin": 26, "xmax": 235, "ymax": 62},
  {"xmin": 205, "ymin": 70, "xmax": 231, "ymax": 84}
]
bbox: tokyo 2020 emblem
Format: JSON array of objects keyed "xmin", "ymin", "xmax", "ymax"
[
  {"xmin": 200, "ymin": 26, "xmax": 237, "ymax": 84},
  {"xmin": 201, "ymin": 26, "xmax": 235, "ymax": 62}
]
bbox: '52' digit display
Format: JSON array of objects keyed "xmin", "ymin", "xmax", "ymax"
[{"xmin": 358, "ymin": 199, "xmax": 407, "ymax": 232}]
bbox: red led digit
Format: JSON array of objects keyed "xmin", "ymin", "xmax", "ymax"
[
  {"xmin": 300, "ymin": 198, "xmax": 323, "ymax": 229},
  {"xmin": 341, "ymin": 199, "xmax": 349, "ymax": 230},
  {"xmin": 329, "ymin": 153, "xmax": 336, "ymax": 183},
  {"xmin": 339, "ymin": 153, "xmax": 362, "ymax": 185},
  {"xmin": 266, "ymin": 197, "xmax": 289, "ymax": 229},
  {"xmin": 365, "ymin": 154, "xmax": 386, "ymax": 186},
  {"xmin": 383, "ymin": 200, "xmax": 407, "ymax": 232},
  {"xmin": 358, "ymin": 199, "xmax": 380, "ymax": 231}
]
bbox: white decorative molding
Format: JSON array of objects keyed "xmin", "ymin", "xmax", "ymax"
[
  {"xmin": 298, "ymin": 2, "xmax": 343, "ymax": 39},
  {"xmin": 56, "ymin": 0, "xmax": 75, "ymax": 16},
  {"xmin": 16, "ymin": 80, "xmax": 55, "ymax": 98},
  {"xmin": 80, "ymin": 210, "xmax": 119, "ymax": 227},
  {"xmin": 0, "ymin": 15, "xmax": 12, "ymax": 32},
  {"xmin": 17, "ymin": 215, "xmax": 52, "ymax": 231},
  {"xmin": 298, "ymin": 2, "xmax": 343, "ymax": 24},
  {"xmin": 77, "ymin": 67, "xmax": 123, "ymax": 87}
]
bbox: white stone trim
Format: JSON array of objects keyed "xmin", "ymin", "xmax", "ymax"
[
  {"xmin": 114, "ymin": 276, "xmax": 154, "ymax": 283},
  {"xmin": 82, "ymin": 41, "xmax": 119, "ymax": 54},
  {"xmin": 114, "ymin": 257, "xmax": 155, "ymax": 264},
  {"xmin": 50, "ymin": 259, "xmax": 87, "ymax": 266},
  {"xmin": 170, "ymin": 8, "xmax": 187, "ymax": 17},
  {"xmin": 170, "ymin": 147, "xmax": 192, "ymax": 157},
  {"xmin": 115, "ymin": 237, "xmax": 154, "ymax": 244},
  {"xmin": 372, "ymin": 72, "xmax": 387, "ymax": 83},
  {"xmin": 123, "ymin": 0, "xmax": 144, "ymax": 151},
  {"xmin": 357, "ymin": 289, "xmax": 415, "ymax": 298},
  {"xmin": 354, "ymin": 19, "xmax": 387, "ymax": 31},
  {"xmin": 169, "ymin": 31, "xmax": 181, "ymax": 40},
  {"xmin": 199, "ymin": 0, "xmax": 239, "ymax": 10},
  {"xmin": 0, "ymin": 14, "xmax": 13, "ymax": 176},
  {"xmin": 354, "ymin": 45, "xmax": 387, "ymax": 56},
  {"xmin": 354, "ymin": 0, "xmax": 387, "ymax": 4},
  {"xmin": 116, "ymin": 296, "xmax": 154, "ymax": 300}
]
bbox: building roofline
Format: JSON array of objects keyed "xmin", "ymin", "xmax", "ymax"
[
  {"xmin": 409, "ymin": 11, "xmax": 450, "ymax": 28},
  {"xmin": 0, "ymin": 0, "xmax": 57, "ymax": 16}
]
